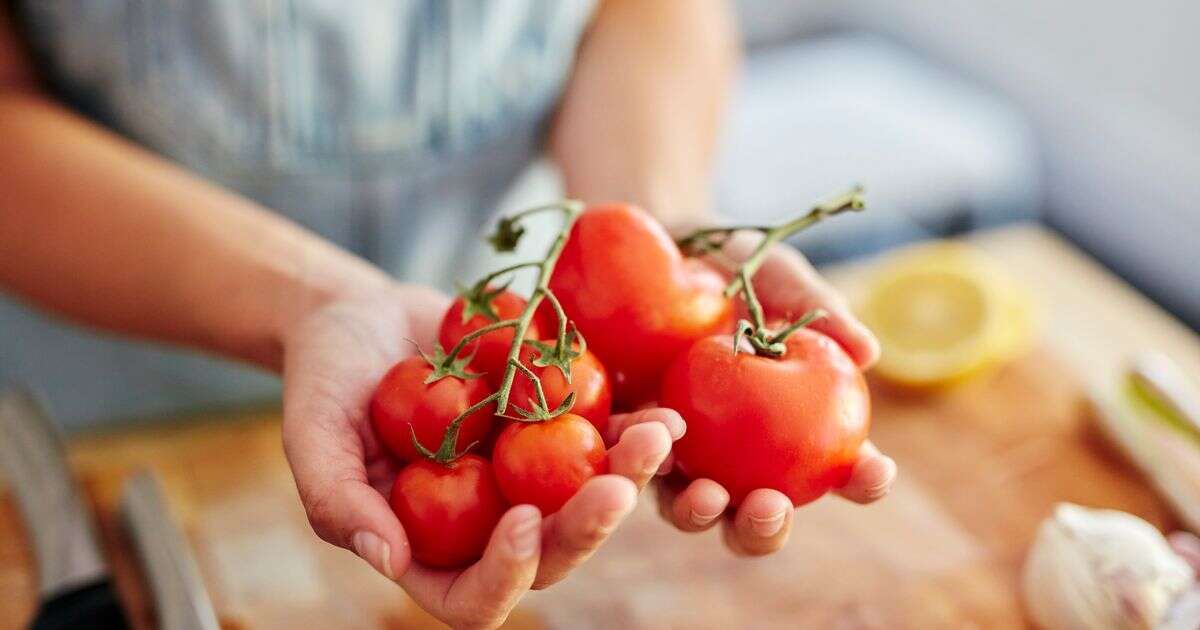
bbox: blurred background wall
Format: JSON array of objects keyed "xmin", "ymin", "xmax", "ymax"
[{"xmin": 729, "ymin": 0, "xmax": 1200, "ymax": 326}]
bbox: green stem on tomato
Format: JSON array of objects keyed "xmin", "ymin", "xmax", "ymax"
[
  {"xmin": 509, "ymin": 360, "xmax": 549, "ymax": 412},
  {"xmin": 678, "ymin": 186, "xmax": 864, "ymax": 359},
  {"xmin": 441, "ymin": 318, "xmax": 520, "ymax": 364},
  {"xmin": 542, "ymin": 288, "xmax": 568, "ymax": 348},
  {"xmin": 740, "ymin": 267, "xmax": 767, "ymax": 332},
  {"xmin": 769, "ymin": 309, "xmax": 827, "ymax": 344},
  {"xmin": 494, "ymin": 202, "xmax": 584, "ymax": 415},
  {"xmin": 720, "ymin": 186, "xmax": 864, "ymax": 299},
  {"xmin": 416, "ymin": 199, "xmax": 584, "ymax": 464},
  {"xmin": 476, "ymin": 261, "xmax": 544, "ymax": 293},
  {"xmin": 412, "ymin": 391, "xmax": 501, "ymax": 464}
]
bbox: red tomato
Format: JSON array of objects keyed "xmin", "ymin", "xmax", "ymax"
[
  {"xmin": 369, "ymin": 357, "xmax": 494, "ymax": 462},
  {"xmin": 389, "ymin": 455, "xmax": 507, "ymax": 568},
  {"xmin": 660, "ymin": 328, "xmax": 870, "ymax": 507},
  {"xmin": 438, "ymin": 288, "xmax": 543, "ymax": 384},
  {"xmin": 549, "ymin": 204, "xmax": 734, "ymax": 406},
  {"xmin": 492, "ymin": 413, "xmax": 608, "ymax": 515},
  {"xmin": 508, "ymin": 341, "xmax": 612, "ymax": 437}
]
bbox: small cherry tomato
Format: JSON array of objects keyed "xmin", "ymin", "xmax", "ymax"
[
  {"xmin": 508, "ymin": 341, "xmax": 612, "ymax": 437},
  {"xmin": 370, "ymin": 357, "xmax": 494, "ymax": 461},
  {"xmin": 660, "ymin": 328, "xmax": 870, "ymax": 507},
  {"xmin": 389, "ymin": 455, "xmax": 508, "ymax": 568},
  {"xmin": 550, "ymin": 203, "xmax": 733, "ymax": 406},
  {"xmin": 492, "ymin": 413, "xmax": 608, "ymax": 515},
  {"xmin": 438, "ymin": 287, "xmax": 543, "ymax": 383}
]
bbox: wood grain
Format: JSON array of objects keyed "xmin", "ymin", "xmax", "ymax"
[{"xmin": 1, "ymin": 224, "xmax": 1196, "ymax": 629}]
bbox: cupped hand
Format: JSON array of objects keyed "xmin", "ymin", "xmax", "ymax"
[
  {"xmin": 279, "ymin": 284, "xmax": 680, "ymax": 628},
  {"xmin": 655, "ymin": 236, "xmax": 898, "ymax": 556}
]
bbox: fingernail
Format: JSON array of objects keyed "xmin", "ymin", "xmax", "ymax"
[
  {"xmin": 865, "ymin": 457, "xmax": 897, "ymax": 499},
  {"xmin": 749, "ymin": 512, "xmax": 786, "ymax": 537},
  {"xmin": 664, "ymin": 415, "xmax": 686, "ymax": 440},
  {"xmin": 508, "ymin": 507, "xmax": 542, "ymax": 560},
  {"xmin": 864, "ymin": 481, "xmax": 893, "ymax": 500},
  {"xmin": 656, "ymin": 456, "xmax": 673, "ymax": 476},
  {"xmin": 689, "ymin": 508, "xmax": 720, "ymax": 527},
  {"xmin": 352, "ymin": 531, "xmax": 393, "ymax": 580},
  {"xmin": 855, "ymin": 322, "xmax": 881, "ymax": 362}
]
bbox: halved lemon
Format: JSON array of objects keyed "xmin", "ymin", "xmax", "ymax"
[{"xmin": 859, "ymin": 242, "xmax": 1033, "ymax": 387}]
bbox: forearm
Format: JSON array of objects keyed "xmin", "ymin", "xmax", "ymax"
[
  {"xmin": 549, "ymin": 0, "xmax": 739, "ymax": 226},
  {"xmin": 0, "ymin": 90, "xmax": 389, "ymax": 370}
]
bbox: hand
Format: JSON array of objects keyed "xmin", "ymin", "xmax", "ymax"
[
  {"xmin": 655, "ymin": 237, "xmax": 898, "ymax": 556},
  {"xmin": 279, "ymin": 284, "xmax": 680, "ymax": 628}
]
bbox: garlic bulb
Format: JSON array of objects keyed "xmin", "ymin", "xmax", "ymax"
[{"xmin": 1022, "ymin": 503, "xmax": 1195, "ymax": 629}]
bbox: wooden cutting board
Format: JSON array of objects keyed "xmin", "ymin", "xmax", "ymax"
[
  {"xmin": 1, "ymin": 225, "xmax": 1194, "ymax": 628},
  {"xmin": 0, "ymin": 350, "xmax": 1175, "ymax": 629}
]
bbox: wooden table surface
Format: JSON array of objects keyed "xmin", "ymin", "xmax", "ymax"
[{"xmin": 3, "ymin": 223, "xmax": 1199, "ymax": 629}]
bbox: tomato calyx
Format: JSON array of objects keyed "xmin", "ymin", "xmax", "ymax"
[
  {"xmin": 411, "ymin": 391, "xmax": 501, "ymax": 465},
  {"xmin": 506, "ymin": 358, "xmax": 578, "ymax": 422},
  {"xmin": 734, "ymin": 309, "xmax": 828, "ymax": 358},
  {"xmin": 677, "ymin": 186, "xmax": 866, "ymax": 360},
  {"xmin": 455, "ymin": 279, "xmax": 512, "ymax": 324},
  {"xmin": 525, "ymin": 331, "xmax": 584, "ymax": 384},
  {"xmin": 485, "ymin": 200, "xmax": 581, "ymax": 253},
  {"xmin": 453, "ymin": 260, "xmax": 546, "ymax": 325},
  {"xmin": 523, "ymin": 290, "xmax": 587, "ymax": 384},
  {"xmin": 487, "ymin": 216, "xmax": 526, "ymax": 253},
  {"xmin": 413, "ymin": 340, "xmax": 484, "ymax": 383}
]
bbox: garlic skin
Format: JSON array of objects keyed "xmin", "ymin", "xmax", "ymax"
[{"xmin": 1022, "ymin": 503, "xmax": 1195, "ymax": 629}]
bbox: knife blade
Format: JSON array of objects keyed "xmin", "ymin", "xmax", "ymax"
[
  {"xmin": 120, "ymin": 469, "xmax": 220, "ymax": 630},
  {"xmin": 0, "ymin": 387, "xmax": 128, "ymax": 629}
]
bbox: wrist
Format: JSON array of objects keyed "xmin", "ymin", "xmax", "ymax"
[{"xmin": 233, "ymin": 247, "xmax": 391, "ymax": 372}]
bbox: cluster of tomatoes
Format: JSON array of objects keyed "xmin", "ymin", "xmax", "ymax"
[{"xmin": 370, "ymin": 202, "xmax": 871, "ymax": 568}]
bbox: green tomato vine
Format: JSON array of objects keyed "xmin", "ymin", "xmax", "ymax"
[
  {"xmin": 415, "ymin": 200, "xmax": 585, "ymax": 464},
  {"xmin": 676, "ymin": 186, "xmax": 866, "ymax": 358},
  {"xmin": 412, "ymin": 187, "xmax": 863, "ymax": 464}
]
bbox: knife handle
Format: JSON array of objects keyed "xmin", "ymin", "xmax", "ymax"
[{"xmin": 30, "ymin": 578, "xmax": 129, "ymax": 630}]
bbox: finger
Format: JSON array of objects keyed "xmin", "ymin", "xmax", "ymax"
[
  {"xmin": 282, "ymin": 389, "xmax": 410, "ymax": 581},
  {"xmin": 1168, "ymin": 531, "xmax": 1200, "ymax": 574},
  {"xmin": 604, "ymin": 406, "xmax": 686, "ymax": 446},
  {"xmin": 752, "ymin": 245, "xmax": 880, "ymax": 368},
  {"xmin": 722, "ymin": 488, "xmax": 794, "ymax": 556},
  {"xmin": 400, "ymin": 505, "xmax": 542, "ymax": 628},
  {"xmin": 834, "ymin": 440, "xmax": 897, "ymax": 504},
  {"xmin": 662, "ymin": 477, "xmax": 729, "ymax": 532},
  {"xmin": 606, "ymin": 421, "xmax": 674, "ymax": 488},
  {"xmin": 532, "ymin": 475, "xmax": 638, "ymax": 589}
]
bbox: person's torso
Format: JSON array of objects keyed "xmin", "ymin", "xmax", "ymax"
[{"xmin": 3, "ymin": 0, "xmax": 594, "ymax": 426}]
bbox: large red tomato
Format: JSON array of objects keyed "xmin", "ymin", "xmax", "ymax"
[
  {"xmin": 438, "ymin": 288, "xmax": 544, "ymax": 384},
  {"xmin": 508, "ymin": 341, "xmax": 612, "ymax": 437},
  {"xmin": 659, "ymin": 328, "xmax": 870, "ymax": 507},
  {"xmin": 370, "ymin": 357, "xmax": 494, "ymax": 462},
  {"xmin": 389, "ymin": 455, "xmax": 507, "ymax": 568},
  {"xmin": 491, "ymin": 413, "xmax": 608, "ymax": 515},
  {"xmin": 549, "ymin": 204, "xmax": 733, "ymax": 407}
]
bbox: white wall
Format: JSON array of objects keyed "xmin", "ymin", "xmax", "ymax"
[{"xmin": 739, "ymin": 0, "xmax": 1200, "ymax": 324}]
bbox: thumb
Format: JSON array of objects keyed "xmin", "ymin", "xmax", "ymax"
[{"xmin": 399, "ymin": 504, "xmax": 542, "ymax": 628}]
